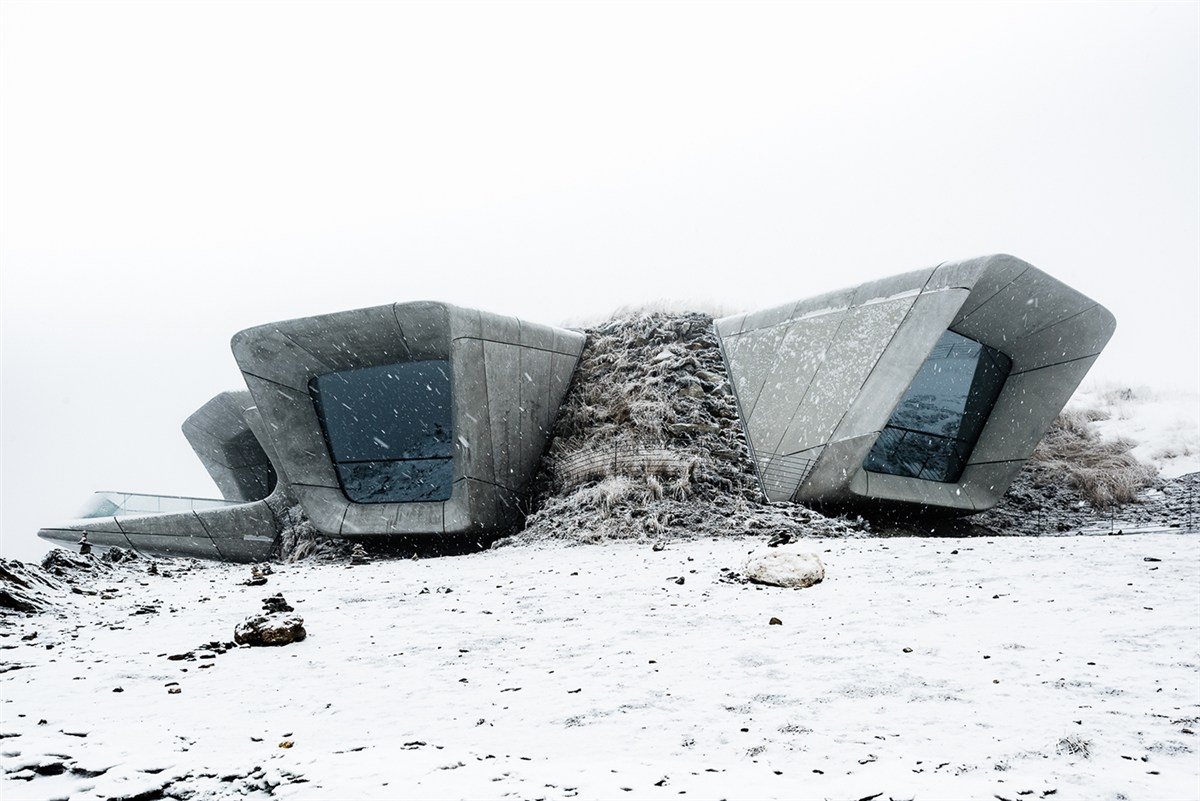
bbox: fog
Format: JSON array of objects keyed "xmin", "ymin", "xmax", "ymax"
[{"xmin": 3, "ymin": 1, "xmax": 1197, "ymax": 562}]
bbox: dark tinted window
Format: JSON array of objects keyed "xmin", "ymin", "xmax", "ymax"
[
  {"xmin": 311, "ymin": 360, "xmax": 453, "ymax": 503},
  {"xmin": 863, "ymin": 331, "xmax": 1011, "ymax": 483}
]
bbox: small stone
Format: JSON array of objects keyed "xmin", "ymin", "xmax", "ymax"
[
  {"xmin": 261, "ymin": 594, "xmax": 294, "ymax": 613},
  {"xmin": 903, "ymin": 647, "xmax": 913, "ymax": 653},
  {"xmin": 769, "ymin": 617, "xmax": 783, "ymax": 626},
  {"xmin": 168, "ymin": 687, "xmax": 181, "ymax": 694}
]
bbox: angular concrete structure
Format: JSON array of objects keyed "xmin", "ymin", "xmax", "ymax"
[
  {"xmin": 37, "ymin": 256, "xmax": 1114, "ymax": 560},
  {"xmin": 231, "ymin": 302, "xmax": 585, "ymax": 537},
  {"xmin": 716, "ymin": 254, "xmax": 1115, "ymax": 512},
  {"xmin": 39, "ymin": 302, "xmax": 586, "ymax": 559},
  {"xmin": 36, "ymin": 490, "xmax": 282, "ymax": 563},
  {"xmin": 182, "ymin": 391, "xmax": 277, "ymax": 503}
]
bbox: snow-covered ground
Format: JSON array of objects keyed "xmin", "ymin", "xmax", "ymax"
[
  {"xmin": 1069, "ymin": 384, "xmax": 1200, "ymax": 480},
  {"xmin": 4, "ymin": 534, "xmax": 1198, "ymax": 801}
]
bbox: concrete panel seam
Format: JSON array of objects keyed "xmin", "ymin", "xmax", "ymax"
[
  {"xmin": 740, "ymin": 321, "xmax": 794, "ymax": 425},
  {"xmin": 964, "ymin": 458, "xmax": 1027, "ymax": 468},
  {"xmin": 952, "ymin": 265, "xmax": 1032, "ymax": 328},
  {"xmin": 192, "ymin": 510, "xmax": 231, "ymax": 561},
  {"xmin": 714, "ymin": 328, "xmax": 767, "ymax": 500},
  {"xmin": 813, "ymin": 276, "xmax": 939, "ymax": 469},
  {"xmin": 390, "ymin": 303, "xmax": 413, "ymax": 356},
  {"xmin": 451, "ymin": 474, "xmax": 519, "ymax": 493},
  {"xmin": 238, "ymin": 368, "xmax": 311, "ymax": 393},
  {"xmin": 110, "ymin": 516, "xmax": 144, "ymax": 553},
  {"xmin": 451, "ymin": 335, "xmax": 584, "ymax": 358},
  {"xmin": 769, "ymin": 305, "xmax": 858, "ymax": 457},
  {"xmin": 1010, "ymin": 352, "xmax": 1105, "ymax": 377},
  {"xmin": 287, "ymin": 481, "xmax": 344, "ymax": 493},
  {"xmin": 1019, "ymin": 302, "xmax": 1099, "ymax": 339}
]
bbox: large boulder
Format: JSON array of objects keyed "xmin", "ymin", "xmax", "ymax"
[
  {"xmin": 743, "ymin": 547, "xmax": 825, "ymax": 588},
  {"xmin": 234, "ymin": 613, "xmax": 306, "ymax": 646}
]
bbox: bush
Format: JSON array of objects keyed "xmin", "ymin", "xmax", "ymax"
[{"xmin": 1031, "ymin": 409, "xmax": 1157, "ymax": 507}]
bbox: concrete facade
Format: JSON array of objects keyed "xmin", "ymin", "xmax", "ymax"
[
  {"xmin": 182, "ymin": 391, "xmax": 276, "ymax": 503},
  {"xmin": 231, "ymin": 302, "xmax": 586, "ymax": 537},
  {"xmin": 39, "ymin": 302, "xmax": 585, "ymax": 559},
  {"xmin": 37, "ymin": 256, "xmax": 1113, "ymax": 560},
  {"xmin": 716, "ymin": 254, "xmax": 1115, "ymax": 512},
  {"xmin": 36, "ymin": 492, "xmax": 283, "ymax": 563}
]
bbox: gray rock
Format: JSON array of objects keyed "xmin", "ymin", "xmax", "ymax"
[{"xmin": 234, "ymin": 613, "xmax": 306, "ymax": 646}]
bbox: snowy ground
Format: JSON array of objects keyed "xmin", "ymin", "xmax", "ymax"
[
  {"xmin": 4, "ymin": 534, "xmax": 1198, "ymax": 801},
  {"xmin": 1069, "ymin": 385, "xmax": 1200, "ymax": 480}
]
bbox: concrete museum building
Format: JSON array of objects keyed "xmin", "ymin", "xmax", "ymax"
[{"xmin": 39, "ymin": 254, "xmax": 1115, "ymax": 561}]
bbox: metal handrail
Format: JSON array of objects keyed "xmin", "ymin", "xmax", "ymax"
[{"xmin": 77, "ymin": 491, "xmax": 239, "ymax": 519}]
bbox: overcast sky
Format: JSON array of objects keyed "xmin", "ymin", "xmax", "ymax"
[{"xmin": 2, "ymin": 1, "xmax": 1197, "ymax": 561}]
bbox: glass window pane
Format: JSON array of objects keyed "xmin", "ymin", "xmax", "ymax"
[
  {"xmin": 311, "ymin": 360, "xmax": 454, "ymax": 503},
  {"xmin": 334, "ymin": 458, "xmax": 454, "ymax": 503},
  {"xmin": 864, "ymin": 331, "xmax": 1011, "ymax": 484}
]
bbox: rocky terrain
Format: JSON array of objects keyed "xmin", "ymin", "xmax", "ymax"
[
  {"xmin": 508, "ymin": 312, "xmax": 1188, "ymax": 545},
  {"xmin": 2, "ymin": 312, "xmax": 1197, "ymax": 801},
  {"xmin": 2, "ymin": 533, "xmax": 1197, "ymax": 801}
]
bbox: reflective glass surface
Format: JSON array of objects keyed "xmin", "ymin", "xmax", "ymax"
[
  {"xmin": 863, "ymin": 331, "xmax": 1011, "ymax": 483},
  {"xmin": 76, "ymin": 492, "xmax": 239, "ymax": 519},
  {"xmin": 310, "ymin": 360, "xmax": 453, "ymax": 503}
]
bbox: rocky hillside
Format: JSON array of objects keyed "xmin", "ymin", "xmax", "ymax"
[{"xmin": 511, "ymin": 311, "xmax": 1184, "ymax": 544}]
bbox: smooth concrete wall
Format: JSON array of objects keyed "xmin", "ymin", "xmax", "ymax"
[
  {"xmin": 717, "ymin": 254, "xmax": 1115, "ymax": 513},
  {"xmin": 182, "ymin": 391, "xmax": 276, "ymax": 502},
  {"xmin": 37, "ymin": 490, "xmax": 282, "ymax": 563},
  {"xmin": 232, "ymin": 302, "xmax": 585, "ymax": 538}
]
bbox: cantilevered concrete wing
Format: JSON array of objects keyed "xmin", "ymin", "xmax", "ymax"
[
  {"xmin": 182, "ymin": 391, "xmax": 277, "ymax": 502},
  {"xmin": 36, "ymin": 489, "xmax": 282, "ymax": 563},
  {"xmin": 40, "ymin": 394, "xmax": 288, "ymax": 562},
  {"xmin": 231, "ymin": 302, "xmax": 585, "ymax": 537},
  {"xmin": 716, "ymin": 254, "xmax": 1115, "ymax": 513}
]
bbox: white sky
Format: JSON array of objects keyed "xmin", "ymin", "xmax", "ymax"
[{"xmin": 2, "ymin": 1, "xmax": 1198, "ymax": 561}]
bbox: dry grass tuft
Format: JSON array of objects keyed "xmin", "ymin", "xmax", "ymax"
[
  {"xmin": 1056, "ymin": 735, "xmax": 1092, "ymax": 759},
  {"xmin": 1032, "ymin": 408, "xmax": 1157, "ymax": 508}
]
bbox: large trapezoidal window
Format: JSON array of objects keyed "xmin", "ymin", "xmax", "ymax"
[
  {"xmin": 863, "ymin": 330, "xmax": 1011, "ymax": 483},
  {"xmin": 310, "ymin": 360, "xmax": 453, "ymax": 503}
]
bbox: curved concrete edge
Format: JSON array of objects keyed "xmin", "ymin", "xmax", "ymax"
[
  {"xmin": 37, "ymin": 489, "xmax": 284, "ymax": 563},
  {"xmin": 182, "ymin": 390, "xmax": 276, "ymax": 502},
  {"xmin": 232, "ymin": 302, "xmax": 585, "ymax": 537},
  {"xmin": 719, "ymin": 255, "xmax": 1115, "ymax": 513}
]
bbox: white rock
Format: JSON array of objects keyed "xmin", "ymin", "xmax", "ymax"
[{"xmin": 742, "ymin": 547, "xmax": 825, "ymax": 588}]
